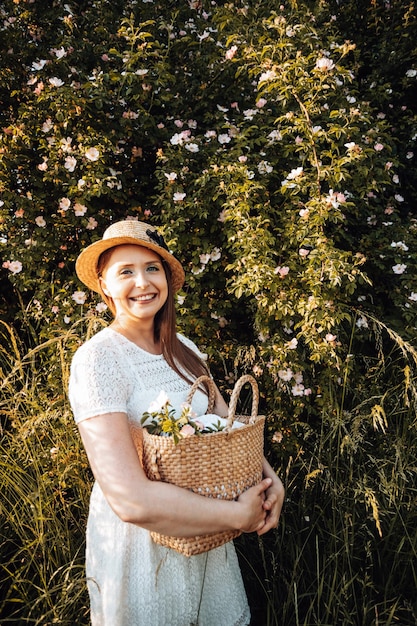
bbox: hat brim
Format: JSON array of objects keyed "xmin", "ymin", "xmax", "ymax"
[{"xmin": 76, "ymin": 236, "xmax": 185, "ymax": 294}]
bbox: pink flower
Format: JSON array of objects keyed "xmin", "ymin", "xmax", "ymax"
[
  {"xmin": 180, "ymin": 424, "xmax": 196, "ymax": 437},
  {"xmin": 3, "ymin": 260, "xmax": 23, "ymax": 274},
  {"xmin": 74, "ymin": 203, "xmax": 87, "ymax": 216},
  {"xmin": 59, "ymin": 197, "xmax": 71, "ymax": 211},
  {"xmin": 225, "ymin": 45, "xmax": 237, "ymax": 60},
  {"xmin": 86, "ymin": 217, "xmax": 98, "ymax": 230},
  {"xmin": 272, "ymin": 431, "xmax": 283, "ymax": 444},
  {"xmin": 35, "ymin": 216, "xmax": 46, "ymax": 227},
  {"xmin": 274, "ymin": 266, "xmax": 290, "ymax": 278}
]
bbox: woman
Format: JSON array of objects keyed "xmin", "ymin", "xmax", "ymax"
[{"xmin": 69, "ymin": 219, "xmax": 284, "ymax": 626}]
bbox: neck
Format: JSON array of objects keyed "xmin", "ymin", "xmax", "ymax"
[{"xmin": 111, "ymin": 319, "xmax": 161, "ymax": 354}]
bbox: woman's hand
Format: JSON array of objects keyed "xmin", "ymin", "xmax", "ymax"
[
  {"xmin": 236, "ymin": 477, "xmax": 272, "ymax": 533},
  {"xmin": 257, "ymin": 458, "xmax": 285, "ymax": 536}
]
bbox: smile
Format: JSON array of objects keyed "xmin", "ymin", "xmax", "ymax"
[{"xmin": 131, "ymin": 294, "xmax": 156, "ymax": 302}]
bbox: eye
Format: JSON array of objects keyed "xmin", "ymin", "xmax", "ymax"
[
  {"xmin": 119, "ymin": 268, "xmax": 133, "ymax": 276},
  {"xmin": 146, "ymin": 265, "xmax": 161, "ymax": 272}
]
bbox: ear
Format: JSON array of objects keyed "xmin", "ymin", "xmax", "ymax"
[{"xmin": 99, "ymin": 276, "xmax": 110, "ymax": 297}]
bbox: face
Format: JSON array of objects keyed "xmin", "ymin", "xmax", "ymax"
[{"xmin": 99, "ymin": 244, "xmax": 168, "ymax": 325}]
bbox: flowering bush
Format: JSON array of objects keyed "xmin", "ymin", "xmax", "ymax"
[
  {"xmin": 0, "ymin": 0, "xmax": 415, "ymax": 421},
  {"xmin": 141, "ymin": 391, "xmax": 224, "ymax": 443}
]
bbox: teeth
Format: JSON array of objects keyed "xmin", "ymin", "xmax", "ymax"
[{"xmin": 133, "ymin": 294, "xmax": 154, "ymax": 301}]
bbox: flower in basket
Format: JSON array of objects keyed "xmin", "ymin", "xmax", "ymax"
[{"xmin": 141, "ymin": 390, "xmax": 226, "ymax": 444}]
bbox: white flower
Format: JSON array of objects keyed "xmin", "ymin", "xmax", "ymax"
[
  {"xmin": 210, "ymin": 248, "xmax": 221, "ymax": 261},
  {"xmin": 199, "ymin": 253, "xmax": 211, "ymax": 265},
  {"xmin": 391, "ymin": 241, "xmax": 409, "ymax": 252},
  {"xmin": 356, "ymin": 316, "xmax": 369, "ymax": 329},
  {"xmin": 325, "ymin": 333, "xmax": 337, "ymax": 343},
  {"xmin": 394, "ymin": 194, "xmax": 404, "ymax": 202},
  {"xmin": 96, "ymin": 302, "xmax": 108, "ymax": 313},
  {"xmin": 392, "ymin": 264, "xmax": 407, "ymax": 274},
  {"xmin": 406, "ymin": 69, "xmax": 417, "ymax": 78},
  {"xmin": 52, "ymin": 46, "xmax": 67, "ymax": 59},
  {"xmin": 243, "ymin": 109, "xmax": 258, "ymax": 120},
  {"xmin": 218, "ymin": 134, "xmax": 231, "ymax": 144},
  {"xmin": 344, "ymin": 142, "xmax": 357, "ymax": 151},
  {"xmin": 258, "ymin": 70, "xmax": 277, "ymax": 83},
  {"xmin": 164, "ymin": 172, "xmax": 177, "ymax": 182},
  {"xmin": 85, "ymin": 147, "xmax": 100, "ymax": 161},
  {"xmin": 286, "ymin": 166, "xmax": 303, "ymax": 180},
  {"xmin": 64, "ymin": 156, "xmax": 77, "ymax": 172},
  {"xmin": 408, "ymin": 292, "xmax": 417, "ymax": 302},
  {"xmin": 315, "ymin": 57, "xmax": 335, "ymax": 71},
  {"xmin": 72, "ymin": 290, "xmax": 87, "ymax": 304},
  {"xmin": 267, "ymin": 130, "xmax": 282, "ymax": 142},
  {"xmin": 291, "ymin": 383, "xmax": 305, "ymax": 397},
  {"xmin": 32, "ymin": 60, "xmax": 47, "ymax": 70},
  {"xmin": 148, "ymin": 390, "xmax": 170, "ymax": 413},
  {"xmin": 287, "ymin": 338, "xmax": 298, "ymax": 350},
  {"xmin": 35, "ymin": 216, "xmax": 46, "ymax": 227},
  {"xmin": 60, "ymin": 137, "xmax": 73, "ymax": 152},
  {"xmin": 184, "ymin": 142, "xmax": 199, "ymax": 152},
  {"xmin": 59, "ymin": 197, "xmax": 71, "ymax": 211},
  {"xmin": 173, "ymin": 192, "xmax": 186, "ymax": 202},
  {"xmin": 41, "ymin": 118, "xmax": 53, "ymax": 133},
  {"xmin": 258, "ymin": 160, "xmax": 273, "ymax": 174},
  {"xmin": 278, "ymin": 368, "xmax": 293, "ymax": 382},
  {"xmin": 49, "ymin": 77, "xmax": 64, "ymax": 87}
]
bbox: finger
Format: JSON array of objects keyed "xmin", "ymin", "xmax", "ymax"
[{"xmin": 258, "ymin": 477, "xmax": 272, "ymax": 493}]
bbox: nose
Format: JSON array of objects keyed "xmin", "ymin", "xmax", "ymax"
[{"xmin": 135, "ymin": 270, "xmax": 150, "ymax": 288}]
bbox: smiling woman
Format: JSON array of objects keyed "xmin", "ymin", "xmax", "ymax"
[
  {"xmin": 98, "ymin": 245, "xmax": 169, "ymax": 348},
  {"xmin": 68, "ymin": 218, "xmax": 285, "ymax": 626}
]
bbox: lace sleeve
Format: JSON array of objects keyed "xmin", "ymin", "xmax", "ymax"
[{"xmin": 68, "ymin": 341, "xmax": 132, "ymax": 423}]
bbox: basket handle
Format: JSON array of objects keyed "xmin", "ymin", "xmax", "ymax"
[
  {"xmin": 226, "ymin": 374, "xmax": 259, "ymax": 430},
  {"xmin": 186, "ymin": 375, "xmax": 216, "ymax": 414}
]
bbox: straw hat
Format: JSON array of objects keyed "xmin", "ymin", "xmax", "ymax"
[{"xmin": 75, "ymin": 220, "xmax": 185, "ymax": 293}]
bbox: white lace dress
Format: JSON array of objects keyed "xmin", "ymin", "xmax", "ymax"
[{"xmin": 68, "ymin": 327, "xmax": 251, "ymax": 626}]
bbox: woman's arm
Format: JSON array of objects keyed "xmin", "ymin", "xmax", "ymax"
[{"xmin": 78, "ymin": 412, "xmax": 271, "ymax": 537}]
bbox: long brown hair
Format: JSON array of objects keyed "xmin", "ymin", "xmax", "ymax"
[{"xmin": 97, "ymin": 246, "xmax": 210, "ymax": 389}]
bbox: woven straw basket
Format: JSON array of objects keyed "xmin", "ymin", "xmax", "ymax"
[{"xmin": 133, "ymin": 374, "xmax": 265, "ymax": 557}]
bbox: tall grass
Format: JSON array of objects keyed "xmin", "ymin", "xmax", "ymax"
[
  {"xmin": 0, "ymin": 320, "xmax": 96, "ymax": 625},
  {"xmin": 237, "ymin": 316, "xmax": 417, "ymax": 625},
  {"xmin": 1, "ymin": 316, "xmax": 417, "ymax": 625}
]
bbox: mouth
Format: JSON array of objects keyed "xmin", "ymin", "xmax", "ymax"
[{"xmin": 130, "ymin": 294, "xmax": 157, "ymax": 302}]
